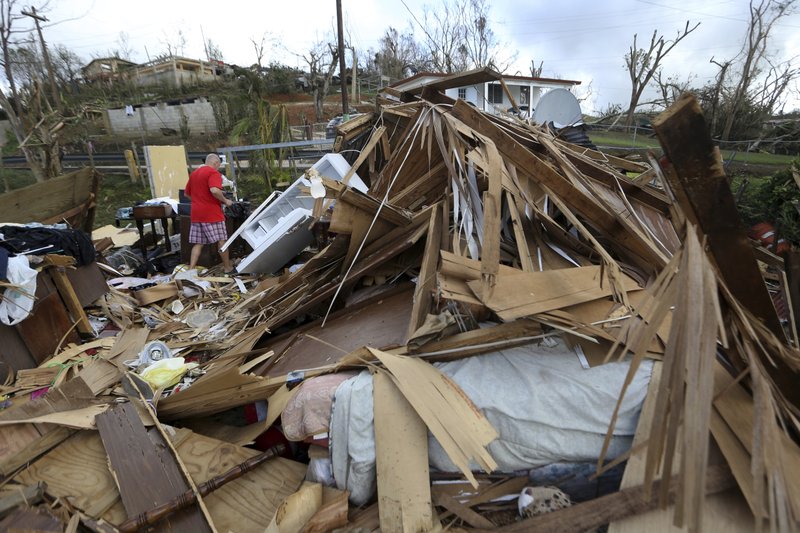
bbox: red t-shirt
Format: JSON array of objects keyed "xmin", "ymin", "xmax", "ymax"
[{"xmin": 185, "ymin": 165, "xmax": 225, "ymax": 222}]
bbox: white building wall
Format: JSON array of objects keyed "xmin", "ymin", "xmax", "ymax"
[{"xmin": 106, "ymin": 99, "xmax": 218, "ymax": 136}]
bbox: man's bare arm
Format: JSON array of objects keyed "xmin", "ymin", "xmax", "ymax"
[{"xmin": 210, "ymin": 187, "xmax": 233, "ymax": 207}]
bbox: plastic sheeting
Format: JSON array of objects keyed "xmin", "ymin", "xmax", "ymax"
[
  {"xmin": 329, "ymin": 336, "xmax": 653, "ymax": 505},
  {"xmin": 0, "ymin": 255, "xmax": 37, "ymax": 325}
]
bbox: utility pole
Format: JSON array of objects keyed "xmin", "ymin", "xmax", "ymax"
[
  {"xmin": 335, "ymin": 0, "xmax": 348, "ymax": 119},
  {"xmin": 22, "ymin": 6, "xmax": 61, "ymax": 113},
  {"xmin": 351, "ymin": 46, "xmax": 357, "ymax": 105}
]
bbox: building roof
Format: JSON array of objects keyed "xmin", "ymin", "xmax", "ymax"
[
  {"xmin": 81, "ymin": 57, "xmax": 138, "ymax": 71},
  {"xmin": 390, "ymin": 67, "xmax": 581, "ymax": 93}
]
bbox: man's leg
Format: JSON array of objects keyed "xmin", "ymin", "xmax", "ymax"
[
  {"xmin": 217, "ymin": 240, "xmax": 232, "ymax": 272},
  {"xmin": 189, "ymin": 244, "xmax": 204, "ymax": 269}
]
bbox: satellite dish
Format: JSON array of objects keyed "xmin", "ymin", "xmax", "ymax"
[{"xmin": 532, "ymin": 89, "xmax": 583, "ymax": 128}]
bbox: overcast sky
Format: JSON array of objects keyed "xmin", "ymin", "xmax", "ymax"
[{"xmin": 34, "ymin": 0, "xmax": 800, "ymax": 115}]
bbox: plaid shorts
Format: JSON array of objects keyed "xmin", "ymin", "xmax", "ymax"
[{"xmin": 189, "ymin": 221, "xmax": 228, "ymax": 244}]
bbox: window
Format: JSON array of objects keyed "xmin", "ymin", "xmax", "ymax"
[
  {"xmin": 458, "ymin": 87, "xmax": 467, "ymax": 100},
  {"xmin": 488, "ymin": 83, "xmax": 503, "ymax": 104}
]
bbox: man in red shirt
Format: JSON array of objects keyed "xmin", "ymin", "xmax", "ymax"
[{"xmin": 184, "ymin": 153, "xmax": 234, "ymax": 272}]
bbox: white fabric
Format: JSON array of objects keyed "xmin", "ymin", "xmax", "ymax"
[
  {"xmin": 330, "ymin": 371, "xmax": 376, "ymax": 506},
  {"xmin": 328, "ymin": 336, "xmax": 652, "ymax": 505},
  {"xmin": 428, "ymin": 338, "xmax": 652, "ymax": 472},
  {"xmin": 0, "ymin": 255, "xmax": 38, "ymax": 325}
]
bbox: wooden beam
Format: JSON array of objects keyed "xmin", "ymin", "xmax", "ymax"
[
  {"xmin": 652, "ymin": 93, "xmax": 800, "ymax": 408},
  {"xmin": 48, "ymin": 266, "xmax": 93, "ymax": 336}
]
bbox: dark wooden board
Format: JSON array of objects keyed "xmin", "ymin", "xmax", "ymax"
[
  {"xmin": 15, "ymin": 292, "xmax": 80, "ymax": 365},
  {"xmin": 96, "ymin": 402, "xmax": 211, "ymax": 533}
]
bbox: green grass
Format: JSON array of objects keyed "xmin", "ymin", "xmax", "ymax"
[
  {"xmin": 588, "ymin": 129, "xmax": 796, "ymax": 168},
  {"xmin": 0, "ymin": 168, "xmax": 37, "ymax": 190},
  {"xmin": 94, "ymin": 173, "xmax": 153, "ymax": 229}
]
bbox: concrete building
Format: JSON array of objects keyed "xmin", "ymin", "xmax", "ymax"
[
  {"xmin": 105, "ymin": 97, "xmax": 219, "ymax": 137},
  {"xmin": 132, "ymin": 57, "xmax": 225, "ymax": 88},
  {"xmin": 81, "ymin": 57, "xmax": 137, "ymax": 85}
]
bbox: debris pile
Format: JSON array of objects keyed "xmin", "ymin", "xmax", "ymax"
[{"xmin": 0, "ymin": 91, "xmax": 798, "ymax": 532}]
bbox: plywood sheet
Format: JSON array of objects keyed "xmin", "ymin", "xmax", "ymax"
[
  {"xmin": 15, "ymin": 431, "xmax": 120, "ymax": 518},
  {"xmin": 261, "ymin": 286, "xmax": 414, "ymax": 378},
  {"xmin": 0, "ymin": 167, "xmax": 95, "ymax": 224},
  {"xmin": 468, "ymin": 265, "xmax": 641, "ymax": 321},
  {"xmin": 173, "ymin": 429, "xmax": 307, "ymax": 533},
  {"xmin": 92, "ymin": 225, "xmax": 141, "ymax": 247},
  {"xmin": 374, "ymin": 370, "xmax": 433, "ymax": 532},
  {"xmin": 145, "ymin": 145, "xmax": 190, "ymax": 200}
]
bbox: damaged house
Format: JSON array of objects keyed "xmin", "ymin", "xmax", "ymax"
[{"xmin": 0, "ymin": 71, "xmax": 797, "ymax": 533}]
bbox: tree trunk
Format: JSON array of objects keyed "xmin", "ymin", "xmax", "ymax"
[{"xmin": 0, "ymin": 88, "xmax": 47, "ymax": 181}]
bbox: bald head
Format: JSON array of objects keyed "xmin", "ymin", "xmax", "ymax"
[{"xmin": 205, "ymin": 153, "xmax": 221, "ymax": 168}]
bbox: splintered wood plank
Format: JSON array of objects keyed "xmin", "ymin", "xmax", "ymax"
[
  {"xmin": 104, "ymin": 327, "xmax": 149, "ymax": 368},
  {"xmin": 448, "ymin": 99, "xmax": 666, "ymax": 270},
  {"xmin": 505, "ymin": 191, "xmax": 534, "ymax": 272},
  {"xmin": 480, "ymin": 142, "xmax": 503, "ymax": 293},
  {"xmin": 468, "ymin": 265, "xmax": 641, "ymax": 321},
  {"xmin": 652, "ymin": 93, "xmax": 799, "ymax": 412},
  {"xmin": 407, "ymin": 202, "xmax": 443, "ymax": 340},
  {"xmin": 15, "ymin": 431, "xmax": 120, "ymax": 518},
  {"xmin": 96, "ymin": 403, "xmax": 212, "ymax": 532},
  {"xmin": 49, "ymin": 267, "xmax": 93, "ymax": 336},
  {"xmin": 369, "ymin": 348, "xmax": 497, "ymax": 487},
  {"xmin": 607, "ymin": 362, "xmax": 754, "ymax": 533},
  {"xmin": 172, "ymin": 430, "xmax": 307, "ymax": 533},
  {"xmin": 374, "ymin": 370, "xmax": 433, "ymax": 533}
]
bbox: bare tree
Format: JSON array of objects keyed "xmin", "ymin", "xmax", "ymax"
[
  {"xmin": 251, "ymin": 33, "xmax": 272, "ymax": 71},
  {"xmin": 408, "ymin": 0, "xmax": 515, "ymax": 73},
  {"xmin": 623, "ymin": 20, "xmax": 699, "ymax": 129},
  {"xmin": 416, "ymin": 0, "xmax": 467, "ymax": 73},
  {"xmin": 707, "ymin": 56, "xmax": 732, "ymax": 134},
  {"xmin": 52, "ymin": 44, "xmax": 82, "ymax": 90},
  {"xmin": 373, "ymin": 26, "xmax": 424, "ymax": 80},
  {"xmin": 161, "ymin": 29, "xmax": 187, "ymax": 58},
  {"xmin": 0, "ymin": 0, "xmax": 50, "ymax": 181},
  {"xmin": 755, "ymin": 57, "xmax": 799, "ymax": 113},
  {"xmin": 530, "ymin": 59, "xmax": 543, "ymax": 78},
  {"xmin": 654, "ymin": 69, "xmax": 695, "ymax": 110},
  {"xmin": 300, "ymin": 40, "xmax": 339, "ymax": 121},
  {"xmin": 205, "ymin": 39, "xmax": 223, "ymax": 62},
  {"xmin": 0, "ymin": 0, "xmax": 27, "ymax": 115},
  {"xmin": 107, "ymin": 31, "xmax": 134, "ymax": 61},
  {"xmin": 720, "ymin": 0, "xmax": 798, "ymax": 140},
  {"xmin": 460, "ymin": 0, "xmax": 516, "ymax": 72}
]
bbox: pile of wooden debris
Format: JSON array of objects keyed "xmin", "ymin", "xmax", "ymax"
[{"xmin": 0, "ymin": 90, "xmax": 798, "ymax": 533}]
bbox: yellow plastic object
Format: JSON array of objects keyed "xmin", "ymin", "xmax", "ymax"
[{"xmin": 139, "ymin": 358, "xmax": 197, "ymax": 389}]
